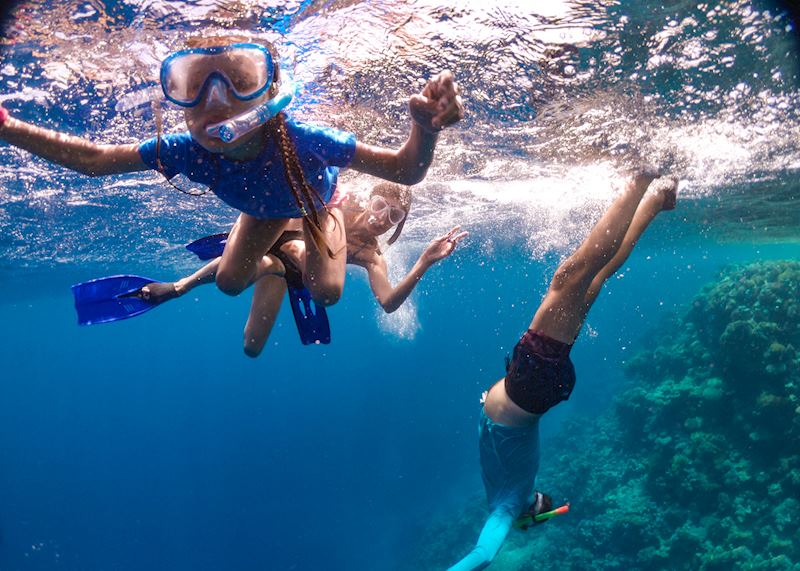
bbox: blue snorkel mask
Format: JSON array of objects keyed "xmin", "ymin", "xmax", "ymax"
[
  {"xmin": 160, "ymin": 42, "xmax": 293, "ymax": 142},
  {"xmin": 160, "ymin": 43, "xmax": 275, "ymax": 107}
]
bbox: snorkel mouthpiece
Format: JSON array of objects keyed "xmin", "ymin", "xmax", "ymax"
[{"xmin": 206, "ymin": 83, "xmax": 294, "ymax": 143}]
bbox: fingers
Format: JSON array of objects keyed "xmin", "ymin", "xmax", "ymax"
[
  {"xmin": 450, "ymin": 231, "xmax": 469, "ymax": 243},
  {"xmin": 439, "ymin": 225, "xmax": 460, "ymax": 241},
  {"xmin": 442, "ymin": 226, "xmax": 469, "ymax": 246},
  {"xmin": 428, "ymin": 70, "xmax": 464, "ymax": 129}
]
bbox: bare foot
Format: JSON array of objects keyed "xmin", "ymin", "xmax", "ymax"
[
  {"xmin": 138, "ymin": 282, "xmax": 180, "ymax": 303},
  {"xmin": 647, "ymin": 176, "xmax": 679, "ymax": 211},
  {"xmin": 630, "ymin": 165, "xmax": 660, "ymax": 190}
]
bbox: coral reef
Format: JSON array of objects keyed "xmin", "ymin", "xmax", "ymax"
[{"xmin": 417, "ymin": 261, "xmax": 799, "ymax": 570}]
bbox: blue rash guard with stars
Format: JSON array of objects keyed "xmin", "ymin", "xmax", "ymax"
[{"xmin": 138, "ymin": 117, "xmax": 356, "ymax": 219}]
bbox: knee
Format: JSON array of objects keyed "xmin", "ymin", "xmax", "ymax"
[
  {"xmin": 216, "ymin": 271, "xmax": 247, "ymax": 297},
  {"xmin": 243, "ymin": 335, "xmax": 265, "ymax": 358},
  {"xmin": 550, "ymin": 258, "xmax": 590, "ymax": 292},
  {"xmin": 307, "ymin": 278, "xmax": 343, "ymax": 307}
]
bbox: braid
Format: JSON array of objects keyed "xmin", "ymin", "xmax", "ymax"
[{"xmin": 269, "ymin": 112, "xmax": 335, "ymax": 257}]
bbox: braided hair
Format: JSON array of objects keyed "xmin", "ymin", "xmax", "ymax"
[
  {"xmin": 267, "ymin": 111, "xmax": 335, "ymax": 257},
  {"xmin": 259, "ymin": 39, "xmax": 336, "ymax": 257}
]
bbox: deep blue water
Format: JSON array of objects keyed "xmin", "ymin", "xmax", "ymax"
[
  {"xmin": 2, "ymin": 237, "xmax": 798, "ymax": 570},
  {"xmin": 1, "ymin": 0, "xmax": 799, "ymax": 569}
]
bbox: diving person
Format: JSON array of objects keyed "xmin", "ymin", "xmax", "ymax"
[{"xmin": 449, "ymin": 173, "xmax": 679, "ymax": 570}]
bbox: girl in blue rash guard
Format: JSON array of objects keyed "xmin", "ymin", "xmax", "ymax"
[
  {"xmin": 0, "ymin": 35, "xmax": 463, "ymax": 306},
  {"xmin": 449, "ymin": 173, "xmax": 679, "ymax": 571}
]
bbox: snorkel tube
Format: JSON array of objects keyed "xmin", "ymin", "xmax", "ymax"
[
  {"xmin": 512, "ymin": 503, "xmax": 570, "ymax": 531},
  {"xmin": 206, "ymin": 80, "xmax": 294, "ymax": 143},
  {"xmin": 534, "ymin": 504, "xmax": 570, "ymax": 522}
]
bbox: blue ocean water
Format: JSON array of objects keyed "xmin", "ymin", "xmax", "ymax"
[
  {"xmin": 0, "ymin": 1, "xmax": 799, "ymax": 570},
  {"xmin": 2, "ymin": 240, "xmax": 798, "ymax": 570}
]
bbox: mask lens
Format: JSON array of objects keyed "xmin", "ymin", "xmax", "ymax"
[
  {"xmin": 161, "ymin": 44, "xmax": 273, "ymax": 107},
  {"xmin": 369, "ymin": 195, "xmax": 388, "ymax": 214},
  {"xmin": 223, "ymin": 48, "xmax": 269, "ymax": 96},
  {"xmin": 163, "ymin": 52, "xmax": 207, "ymax": 104},
  {"xmin": 388, "ymin": 207, "xmax": 406, "ymax": 225}
]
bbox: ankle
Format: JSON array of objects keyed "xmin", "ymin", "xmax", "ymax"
[{"xmin": 173, "ymin": 280, "xmax": 188, "ymax": 296}]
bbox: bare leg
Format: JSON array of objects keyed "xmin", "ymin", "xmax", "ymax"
[
  {"xmin": 529, "ymin": 171, "xmax": 659, "ymax": 342},
  {"xmin": 583, "ymin": 177, "xmax": 678, "ymax": 307},
  {"xmin": 243, "ymin": 275, "xmax": 287, "ymax": 358},
  {"xmin": 136, "ymin": 259, "xmax": 219, "ymax": 303},
  {"xmin": 302, "ymin": 207, "xmax": 347, "ymax": 306},
  {"xmin": 216, "ymin": 213, "xmax": 288, "ymax": 296},
  {"xmin": 139, "ymin": 254, "xmax": 284, "ymax": 303}
]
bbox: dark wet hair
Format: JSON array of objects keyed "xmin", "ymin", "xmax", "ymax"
[{"xmin": 370, "ymin": 182, "xmax": 412, "ymax": 245}]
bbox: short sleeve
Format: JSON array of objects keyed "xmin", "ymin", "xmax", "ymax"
[
  {"xmin": 290, "ymin": 121, "xmax": 357, "ymax": 168},
  {"xmin": 138, "ymin": 132, "xmax": 195, "ymax": 179}
]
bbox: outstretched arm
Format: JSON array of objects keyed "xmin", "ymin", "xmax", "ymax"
[
  {"xmin": 349, "ymin": 71, "xmax": 464, "ymax": 185},
  {"xmin": 0, "ymin": 107, "xmax": 147, "ymax": 176},
  {"xmin": 365, "ymin": 226, "xmax": 467, "ymax": 313},
  {"xmin": 448, "ymin": 508, "xmax": 515, "ymax": 571}
]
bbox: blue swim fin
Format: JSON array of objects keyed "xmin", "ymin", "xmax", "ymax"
[
  {"xmin": 71, "ymin": 274, "xmax": 161, "ymax": 325},
  {"xmin": 287, "ymin": 285, "xmax": 331, "ymax": 345},
  {"xmin": 186, "ymin": 233, "xmax": 229, "ymax": 260}
]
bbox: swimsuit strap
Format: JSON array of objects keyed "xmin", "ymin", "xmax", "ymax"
[{"xmin": 268, "ymin": 230, "xmax": 305, "ymax": 289}]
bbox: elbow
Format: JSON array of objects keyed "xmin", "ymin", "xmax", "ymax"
[
  {"xmin": 81, "ymin": 167, "xmax": 106, "ymax": 177},
  {"xmin": 70, "ymin": 157, "xmax": 102, "ymax": 176},
  {"xmin": 388, "ymin": 157, "xmax": 429, "ymax": 185},
  {"xmin": 74, "ymin": 155, "xmax": 108, "ymax": 177},
  {"xmin": 395, "ymin": 169, "xmax": 427, "ymax": 186},
  {"xmin": 80, "ymin": 145, "xmax": 131, "ymax": 177},
  {"xmin": 379, "ymin": 300, "xmax": 400, "ymax": 314}
]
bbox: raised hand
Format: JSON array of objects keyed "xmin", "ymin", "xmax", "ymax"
[
  {"xmin": 421, "ymin": 225, "xmax": 469, "ymax": 266},
  {"xmin": 409, "ymin": 71, "xmax": 464, "ymax": 134}
]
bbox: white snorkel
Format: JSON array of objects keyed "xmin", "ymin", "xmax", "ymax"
[{"xmin": 205, "ymin": 79, "xmax": 294, "ymax": 143}]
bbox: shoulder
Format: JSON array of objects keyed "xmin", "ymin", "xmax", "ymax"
[
  {"xmin": 139, "ymin": 131, "xmax": 198, "ymax": 154},
  {"xmin": 287, "ymin": 116, "xmax": 352, "ymax": 137},
  {"xmin": 138, "ymin": 131, "xmax": 200, "ymax": 170},
  {"xmin": 285, "ymin": 115, "xmax": 356, "ymax": 155}
]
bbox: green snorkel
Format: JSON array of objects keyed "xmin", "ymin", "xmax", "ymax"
[
  {"xmin": 513, "ymin": 502, "xmax": 570, "ymax": 531},
  {"xmin": 535, "ymin": 504, "xmax": 570, "ymax": 522}
]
